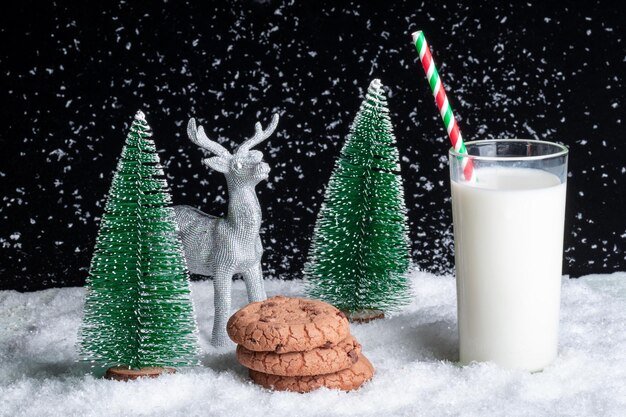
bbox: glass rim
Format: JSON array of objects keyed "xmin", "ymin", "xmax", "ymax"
[{"xmin": 449, "ymin": 139, "xmax": 569, "ymax": 161}]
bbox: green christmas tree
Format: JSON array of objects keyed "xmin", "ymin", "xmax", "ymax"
[
  {"xmin": 304, "ymin": 79, "xmax": 412, "ymax": 318},
  {"xmin": 78, "ymin": 110, "xmax": 199, "ymax": 372}
]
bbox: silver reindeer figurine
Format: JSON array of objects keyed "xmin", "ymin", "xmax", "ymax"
[{"xmin": 174, "ymin": 114, "xmax": 279, "ymax": 347}]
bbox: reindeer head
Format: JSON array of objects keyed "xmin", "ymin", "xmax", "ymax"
[{"xmin": 187, "ymin": 114, "xmax": 279, "ymax": 187}]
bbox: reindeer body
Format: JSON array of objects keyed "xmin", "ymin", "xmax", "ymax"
[
  {"xmin": 174, "ymin": 114, "xmax": 278, "ymax": 346},
  {"xmin": 174, "ymin": 189, "xmax": 263, "ymax": 277},
  {"xmin": 173, "ymin": 207, "xmax": 219, "ymax": 277}
]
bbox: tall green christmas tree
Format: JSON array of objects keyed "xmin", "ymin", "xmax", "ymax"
[
  {"xmin": 78, "ymin": 111, "xmax": 199, "ymax": 374},
  {"xmin": 304, "ymin": 79, "xmax": 412, "ymax": 319}
]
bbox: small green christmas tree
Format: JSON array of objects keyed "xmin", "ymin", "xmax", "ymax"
[
  {"xmin": 305, "ymin": 79, "xmax": 412, "ymax": 319},
  {"xmin": 78, "ymin": 111, "xmax": 199, "ymax": 374}
]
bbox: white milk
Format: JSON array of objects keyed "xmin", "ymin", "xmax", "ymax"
[{"xmin": 451, "ymin": 167, "xmax": 566, "ymax": 371}]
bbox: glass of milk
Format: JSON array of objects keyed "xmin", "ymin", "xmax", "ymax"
[{"xmin": 449, "ymin": 139, "xmax": 568, "ymax": 371}]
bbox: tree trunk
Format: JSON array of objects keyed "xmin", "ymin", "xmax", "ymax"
[
  {"xmin": 345, "ymin": 310, "xmax": 385, "ymax": 323},
  {"xmin": 104, "ymin": 366, "xmax": 176, "ymax": 381}
]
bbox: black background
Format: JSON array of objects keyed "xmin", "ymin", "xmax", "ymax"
[{"xmin": 1, "ymin": 1, "xmax": 624, "ymax": 291}]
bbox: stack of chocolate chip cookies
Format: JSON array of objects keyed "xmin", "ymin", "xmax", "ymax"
[{"xmin": 227, "ymin": 296, "xmax": 374, "ymax": 393}]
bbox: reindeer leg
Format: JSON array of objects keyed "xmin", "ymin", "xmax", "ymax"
[
  {"xmin": 243, "ymin": 262, "xmax": 266, "ymax": 303},
  {"xmin": 211, "ymin": 267, "xmax": 234, "ymax": 347}
]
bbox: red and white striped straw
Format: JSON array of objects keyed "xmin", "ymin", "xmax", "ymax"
[{"xmin": 411, "ymin": 31, "xmax": 475, "ymax": 182}]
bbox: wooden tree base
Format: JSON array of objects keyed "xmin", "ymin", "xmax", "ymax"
[
  {"xmin": 346, "ymin": 310, "xmax": 385, "ymax": 323},
  {"xmin": 105, "ymin": 366, "xmax": 176, "ymax": 381}
]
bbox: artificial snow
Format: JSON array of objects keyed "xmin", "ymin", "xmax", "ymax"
[{"xmin": 1, "ymin": 271, "xmax": 625, "ymax": 417}]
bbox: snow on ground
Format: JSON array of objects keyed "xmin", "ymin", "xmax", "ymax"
[{"xmin": 0, "ymin": 271, "xmax": 625, "ymax": 417}]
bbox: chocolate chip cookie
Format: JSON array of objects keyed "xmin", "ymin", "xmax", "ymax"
[
  {"xmin": 237, "ymin": 335, "xmax": 361, "ymax": 376},
  {"xmin": 248, "ymin": 353, "xmax": 374, "ymax": 392},
  {"xmin": 227, "ymin": 296, "xmax": 350, "ymax": 353}
]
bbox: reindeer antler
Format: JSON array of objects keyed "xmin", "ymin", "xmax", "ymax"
[
  {"xmin": 187, "ymin": 118, "xmax": 231, "ymax": 157},
  {"xmin": 237, "ymin": 113, "xmax": 279, "ymax": 154}
]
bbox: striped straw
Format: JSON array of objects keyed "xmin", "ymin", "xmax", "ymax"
[{"xmin": 411, "ymin": 31, "xmax": 475, "ymax": 182}]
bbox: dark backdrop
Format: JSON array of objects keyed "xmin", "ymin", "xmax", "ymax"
[{"xmin": 1, "ymin": 1, "xmax": 624, "ymax": 291}]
